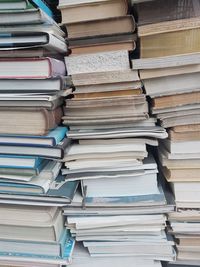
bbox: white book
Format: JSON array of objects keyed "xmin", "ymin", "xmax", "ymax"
[
  {"xmin": 163, "ymin": 139, "xmax": 200, "ymax": 154},
  {"xmin": 65, "ymin": 50, "xmax": 130, "ymax": 75},
  {"xmin": 81, "ymin": 172, "xmax": 159, "ymax": 197},
  {"xmin": 143, "ymin": 73, "xmax": 200, "ymax": 97}
]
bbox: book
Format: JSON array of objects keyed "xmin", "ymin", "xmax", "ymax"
[
  {"xmin": 0, "ymin": 138, "xmax": 69, "ymax": 159},
  {"xmin": 0, "ymin": 23, "xmax": 65, "ymax": 37},
  {"xmin": 66, "ymin": 15, "xmax": 135, "ymax": 39},
  {"xmin": 0, "ymin": 159, "xmax": 47, "ymax": 180},
  {"xmin": 168, "ymin": 129, "xmax": 200, "ymax": 142},
  {"xmin": 71, "ymin": 69, "xmax": 140, "ymax": 86},
  {"xmin": 59, "ymin": 0, "xmax": 129, "ymax": 24},
  {"xmin": 69, "ymin": 35, "xmax": 136, "ymax": 54},
  {"xmin": 65, "ymin": 50, "xmax": 130, "ymax": 75},
  {"xmin": 0, "ymin": 127, "xmax": 67, "ymax": 147},
  {"xmin": 162, "ymin": 167, "xmax": 200, "ymax": 182},
  {"xmin": 0, "ymin": 178, "xmax": 79, "ymax": 206},
  {"xmin": 132, "ymin": 53, "xmax": 200, "ymax": 69},
  {"xmin": 162, "ymin": 139, "xmax": 200, "ymax": 154},
  {"xmin": 0, "ymin": 32, "xmax": 67, "ymax": 54},
  {"xmin": 67, "ymin": 126, "xmax": 168, "ymax": 140},
  {"xmin": 140, "ymin": 28, "xmax": 200, "ymax": 58},
  {"xmin": 0, "ymin": 57, "xmax": 65, "ymax": 79},
  {"xmin": 0, "ymin": 160, "xmax": 61, "ymax": 182},
  {"xmin": 142, "ymin": 72, "xmax": 200, "ymax": 97},
  {"xmin": 0, "ymin": 9, "xmax": 55, "ymax": 25},
  {"xmin": 136, "ymin": 0, "xmax": 200, "ymax": 26},
  {"xmin": 0, "ymin": 107, "xmax": 62, "ymax": 135},
  {"xmin": 0, "ymin": 155, "xmax": 43, "ymax": 169},
  {"xmin": 0, "ymin": 205, "xmax": 64, "ymax": 242}
]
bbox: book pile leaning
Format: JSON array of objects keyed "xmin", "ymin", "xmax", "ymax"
[
  {"xmin": 60, "ymin": 0, "xmax": 175, "ymax": 266},
  {"xmin": 0, "ymin": 1, "xmax": 77, "ymax": 266},
  {"xmin": 132, "ymin": 0, "xmax": 200, "ymax": 265}
]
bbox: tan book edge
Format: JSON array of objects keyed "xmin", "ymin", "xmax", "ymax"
[
  {"xmin": 70, "ymin": 41, "xmax": 135, "ymax": 54},
  {"xmin": 139, "ymin": 64, "xmax": 200, "ymax": 80},
  {"xmin": 163, "ymin": 167, "xmax": 200, "ymax": 182},
  {"xmin": 66, "ymin": 15, "xmax": 135, "ymax": 39},
  {"xmin": 60, "ymin": 0, "xmax": 128, "ymax": 24},
  {"xmin": 138, "ymin": 17, "xmax": 200, "ymax": 37},
  {"xmin": 169, "ymin": 130, "xmax": 200, "ymax": 142},
  {"xmin": 72, "ymin": 69, "xmax": 140, "ymax": 86},
  {"xmin": 173, "ymin": 124, "xmax": 200, "ymax": 133},
  {"xmin": 140, "ymin": 28, "xmax": 200, "ymax": 58},
  {"xmin": 73, "ymin": 89, "xmax": 142, "ymax": 99},
  {"xmin": 152, "ymin": 91, "xmax": 200, "ymax": 109}
]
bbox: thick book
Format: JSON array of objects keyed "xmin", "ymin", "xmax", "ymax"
[
  {"xmin": 152, "ymin": 91, "xmax": 200, "ymax": 110},
  {"xmin": 66, "ymin": 15, "xmax": 135, "ymax": 39},
  {"xmin": 65, "ymin": 50, "xmax": 130, "ymax": 75},
  {"xmin": 0, "ymin": 205, "xmax": 64, "ymax": 242},
  {"xmin": 0, "ymin": 32, "xmax": 67, "ymax": 54},
  {"xmin": 0, "ymin": 58, "xmax": 65, "ymax": 79},
  {"xmin": 59, "ymin": 0, "xmax": 129, "ymax": 24},
  {"xmin": 0, "ymin": 107, "xmax": 62, "ymax": 135},
  {"xmin": 140, "ymin": 28, "xmax": 200, "ymax": 58}
]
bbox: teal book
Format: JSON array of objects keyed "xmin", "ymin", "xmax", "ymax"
[{"xmin": 0, "ymin": 127, "xmax": 68, "ymax": 147}]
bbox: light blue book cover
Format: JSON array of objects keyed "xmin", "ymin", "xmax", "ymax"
[
  {"xmin": 0, "ymin": 235, "xmax": 75, "ymax": 263},
  {"xmin": 0, "ymin": 127, "xmax": 68, "ymax": 147},
  {"xmin": 0, "ymin": 155, "xmax": 43, "ymax": 169}
]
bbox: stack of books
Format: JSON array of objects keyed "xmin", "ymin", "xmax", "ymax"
[
  {"xmin": 59, "ymin": 0, "xmax": 136, "ymax": 54},
  {"xmin": 0, "ymin": 205, "xmax": 74, "ymax": 266},
  {"xmin": 0, "ymin": 1, "xmax": 76, "ymax": 266},
  {"xmin": 132, "ymin": 0, "xmax": 200, "ymax": 265},
  {"xmin": 60, "ymin": 0, "xmax": 175, "ymax": 265}
]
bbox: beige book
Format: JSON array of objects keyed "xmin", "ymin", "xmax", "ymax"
[
  {"xmin": 140, "ymin": 28, "xmax": 200, "ymax": 58},
  {"xmin": 143, "ymin": 72, "xmax": 200, "ymax": 97},
  {"xmin": 73, "ymin": 89, "xmax": 142, "ymax": 99},
  {"xmin": 60, "ymin": 0, "xmax": 128, "ymax": 24},
  {"xmin": 163, "ymin": 167, "xmax": 200, "ymax": 182},
  {"xmin": 71, "ymin": 41, "xmax": 135, "ymax": 54},
  {"xmin": 173, "ymin": 124, "xmax": 200, "ymax": 133},
  {"xmin": 138, "ymin": 17, "xmax": 200, "ymax": 37},
  {"xmin": 152, "ymin": 91, "xmax": 200, "ymax": 109},
  {"xmin": 140, "ymin": 64, "xmax": 200, "ymax": 80},
  {"xmin": 72, "ymin": 69, "xmax": 139, "ymax": 86},
  {"xmin": 66, "ymin": 15, "xmax": 135, "ymax": 39},
  {"xmin": 179, "ymin": 238, "xmax": 200, "ymax": 247},
  {"xmin": 169, "ymin": 130, "xmax": 200, "ymax": 142}
]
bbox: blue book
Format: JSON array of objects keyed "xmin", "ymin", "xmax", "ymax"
[
  {"xmin": 0, "ymin": 231, "xmax": 75, "ymax": 263},
  {"xmin": 0, "ymin": 127, "xmax": 68, "ymax": 147},
  {"xmin": 0, "ymin": 155, "xmax": 43, "ymax": 169},
  {"xmin": 30, "ymin": 0, "xmax": 53, "ymax": 18}
]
